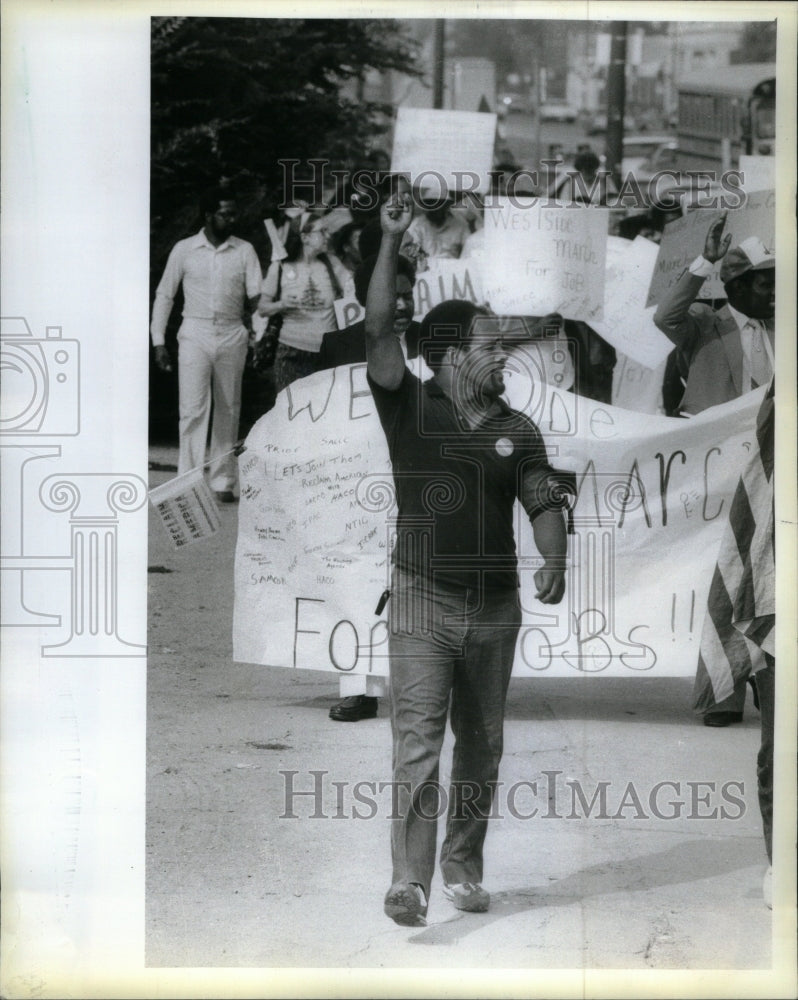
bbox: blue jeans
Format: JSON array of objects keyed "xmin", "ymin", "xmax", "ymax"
[{"xmin": 387, "ymin": 566, "xmax": 522, "ymax": 897}]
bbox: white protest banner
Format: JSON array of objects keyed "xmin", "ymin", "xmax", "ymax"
[
  {"xmin": 150, "ymin": 467, "xmax": 221, "ymax": 548},
  {"xmin": 234, "ymin": 361, "xmax": 763, "ymax": 679},
  {"xmin": 646, "ymin": 190, "xmax": 775, "ymax": 305},
  {"xmin": 508, "ymin": 335, "xmax": 575, "ymax": 391},
  {"xmin": 481, "ymin": 198, "xmax": 608, "ymax": 321},
  {"xmin": 390, "ymin": 107, "xmax": 497, "ymax": 195},
  {"xmin": 592, "ymin": 236, "xmax": 674, "ymax": 370},
  {"xmin": 739, "ymin": 155, "xmax": 775, "ymax": 193}
]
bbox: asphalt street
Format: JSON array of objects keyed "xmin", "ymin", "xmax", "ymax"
[{"xmin": 144, "ymin": 446, "xmax": 790, "ymax": 992}]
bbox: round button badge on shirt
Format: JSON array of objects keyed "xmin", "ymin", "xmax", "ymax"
[{"xmin": 495, "ymin": 437, "xmax": 514, "ymax": 457}]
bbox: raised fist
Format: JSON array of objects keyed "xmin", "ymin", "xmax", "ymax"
[{"xmin": 380, "ymin": 191, "xmax": 414, "ymax": 236}]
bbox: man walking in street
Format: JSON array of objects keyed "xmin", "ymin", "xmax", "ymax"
[
  {"xmin": 365, "ymin": 187, "xmax": 568, "ymax": 926},
  {"xmin": 151, "ymin": 188, "xmax": 262, "ymax": 502},
  {"xmin": 316, "ymin": 251, "xmax": 420, "ymax": 723}
]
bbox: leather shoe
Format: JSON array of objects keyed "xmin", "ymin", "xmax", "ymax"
[
  {"xmin": 328, "ymin": 695, "xmax": 378, "ymax": 722},
  {"xmin": 703, "ymin": 711, "xmax": 743, "ymax": 727},
  {"xmin": 384, "ymin": 882, "xmax": 427, "ymax": 926},
  {"xmin": 214, "ymin": 490, "xmax": 237, "ymax": 503}
]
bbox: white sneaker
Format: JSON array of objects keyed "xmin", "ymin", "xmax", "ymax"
[{"xmin": 443, "ymin": 881, "xmax": 490, "ymax": 912}]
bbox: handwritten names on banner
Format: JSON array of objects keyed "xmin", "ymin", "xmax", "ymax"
[
  {"xmin": 592, "ymin": 236, "xmax": 674, "ymax": 370},
  {"xmin": 481, "ymin": 198, "xmax": 608, "ymax": 320},
  {"xmin": 390, "ymin": 107, "xmax": 497, "ymax": 196},
  {"xmin": 646, "ymin": 190, "xmax": 775, "ymax": 305},
  {"xmin": 233, "ymin": 362, "xmax": 763, "ymax": 679}
]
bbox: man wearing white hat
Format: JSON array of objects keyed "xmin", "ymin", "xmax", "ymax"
[
  {"xmin": 654, "ymin": 213, "xmax": 775, "ymax": 416},
  {"xmin": 654, "ymin": 212, "xmax": 775, "ymax": 727}
]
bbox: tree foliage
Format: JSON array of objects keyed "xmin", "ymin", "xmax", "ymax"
[{"xmin": 151, "ymin": 16, "xmax": 420, "ymax": 276}]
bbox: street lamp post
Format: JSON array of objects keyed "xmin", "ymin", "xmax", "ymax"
[{"xmin": 534, "ymin": 58, "xmax": 544, "ymax": 171}]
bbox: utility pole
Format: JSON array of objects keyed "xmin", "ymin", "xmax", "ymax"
[
  {"xmin": 604, "ymin": 21, "xmax": 627, "ymax": 189},
  {"xmin": 533, "ymin": 56, "xmax": 543, "ymax": 171},
  {"xmin": 432, "ymin": 20, "xmax": 445, "ymax": 109}
]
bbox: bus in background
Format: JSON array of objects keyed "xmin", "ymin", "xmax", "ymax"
[{"xmin": 676, "ymin": 62, "xmax": 776, "ymax": 172}]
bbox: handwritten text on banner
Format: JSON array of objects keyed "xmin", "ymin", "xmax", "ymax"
[{"xmin": 234, "ymin": 362, "xmax": 762, "ymax": 679}]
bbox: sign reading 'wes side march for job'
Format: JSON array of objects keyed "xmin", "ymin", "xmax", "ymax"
[
  {"xmin": 481, "ymin": 199, "xmax": 608, "ymax": 321},
  {"xmin": 233, "ymin": 361, "xmax": 762, "ymax": 680}
]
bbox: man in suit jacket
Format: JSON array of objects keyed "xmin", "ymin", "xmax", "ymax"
[
  {"xmin": 654, "ymin": 214, "xmax": 775, "ymax": 415},
  {"xmin": 316, "ymin": 253, "xmax": 420, "ymax": 372},
  {"xmin": 315, "ymin": 252, "xmax": 420, "ymax": 722},
  {"xmin": 654, "ymin": 214, "xmax": 775, "ymax": 727}
]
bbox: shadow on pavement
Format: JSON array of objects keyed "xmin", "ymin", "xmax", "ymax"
[{"xmin": 408, "ymin": 837, "xmax": 759, "ymax": 947}]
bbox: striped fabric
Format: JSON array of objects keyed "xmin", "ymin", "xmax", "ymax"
[{"xmin": 694, "ymin": 382, "xmax": 775, "ymax": 711}]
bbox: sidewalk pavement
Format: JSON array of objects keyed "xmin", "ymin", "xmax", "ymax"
[{"xmin": 144, "ymin": 450, "xmax": 785, "ymax": 985}]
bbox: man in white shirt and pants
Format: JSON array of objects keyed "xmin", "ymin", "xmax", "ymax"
[{"xmin": 151, "ymin": 188, "xmax": 262, "ymax": 501}]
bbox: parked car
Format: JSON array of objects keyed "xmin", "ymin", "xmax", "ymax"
[
  {"xmin": 624, "ymin": 139, "xmax": 680, "ymax": 183},
  {"xmin": 614, "ymin": 148, "xmax": 729, "ymax": 213},
  {"xmin": 586, "ymin": 111, "xmax": 638, "ymax": 135},
  {"xmin": 621, "ymin": 136, "xmax": 678, "ymax": 178},
  {"xmin": 539, "ymin": 102, "xmax": 579, "ymax": 123},
  {"xmin": 498, "ymin": 91, "xmax": 533, "ymax": 115}
]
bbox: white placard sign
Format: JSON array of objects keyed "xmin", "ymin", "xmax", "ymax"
[
  {"xmin": 334, "ymin": 295, "xmax": 363, "ymax": 331},
  {"xmin": 390, "ymin": 107, "xmax": 497, "ymax": 195},
  {"xmin": 647, "ymin": 190, "xmax": 776, "ymax": 305},
  {"xmin": 412, "ymin": 258, "xmax": 485, "ymax": 318},
  {"xmin": 739, "ymin": 155, "xmax": 775, "ymax": 193},
  {"xmin": 592, "ymin": 236, "xmax": 674, "ymax": 370},
  {"xmin": 149, "ymin": 468, "xmax": 221, "ymax": 548},
  {"xmin": 333, "ymin": 258, "xmax": 485, "ymax": 331},
  {"xmin": 612, "ymin": 352, "xmax": 668, "ymax": 415},
  {"xmin": 481, "ymin": 198, "xmax": 608, "ymax": 320},
  {"xmin": 234, "ymin": 363, "xmax": 763, "ymax": 679}
]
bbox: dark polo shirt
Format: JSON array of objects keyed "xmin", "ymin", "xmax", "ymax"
[{"xmin": 368, "ymin": 369, "xmax": 561, "ymax": 593}]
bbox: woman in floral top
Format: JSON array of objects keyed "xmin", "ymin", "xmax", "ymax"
[{"xmin": 257, "ymin": 211, "xmax": 349, "ymax": 391}]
